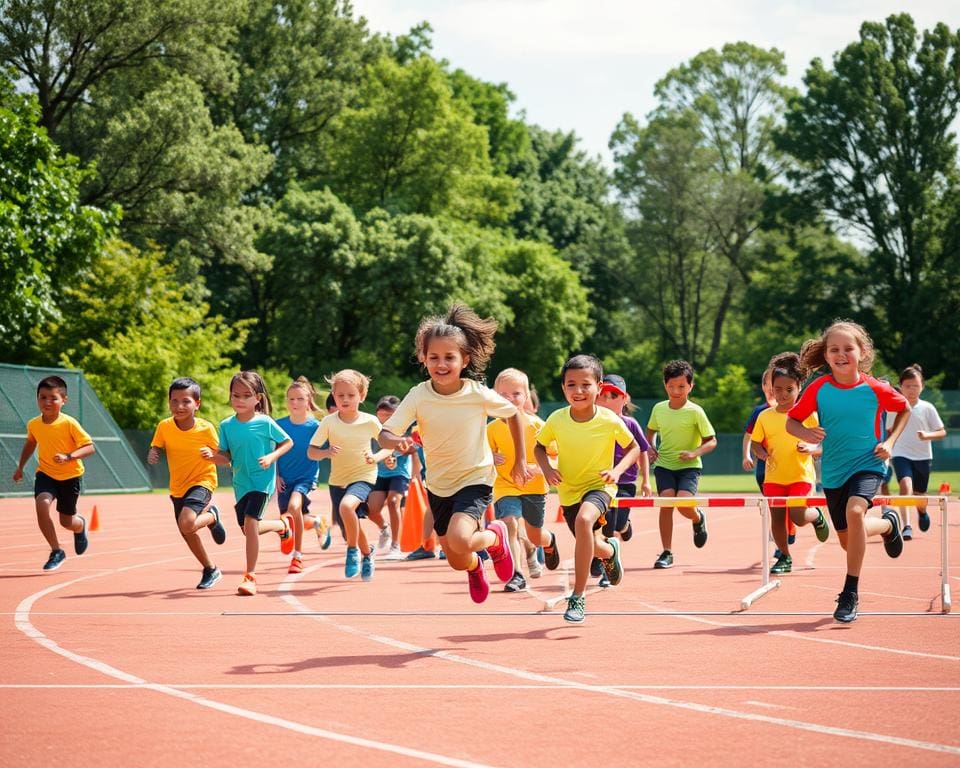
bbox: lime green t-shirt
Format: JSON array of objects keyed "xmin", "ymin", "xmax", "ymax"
[{"xmin": 647, "ymin": 400, "xmax": 715, "ymax": 470}]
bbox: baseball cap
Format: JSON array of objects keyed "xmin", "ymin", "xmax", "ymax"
[{"xmin": 601, "ymin": 374, "xmax": 628, "ymax": 397}]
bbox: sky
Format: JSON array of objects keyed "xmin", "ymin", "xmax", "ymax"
[{"xmin": 351, "ymin": 1, "xmax": 960, "ymax": 166}]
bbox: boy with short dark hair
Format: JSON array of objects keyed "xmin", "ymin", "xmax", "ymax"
[
  {"xmin": 148, "ymin": 377, "xmax": 226, "ymax": 589},
  {"xmin": 645, "ymin": 360, "xmax": 717, "ymax": 569},
  {"xmin": 13, "ymin": 376, "xmax": 97, "ymax": 571}
]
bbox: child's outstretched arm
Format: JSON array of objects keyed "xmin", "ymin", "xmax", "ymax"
[
  {"xmin": 534, "ymin": 443, "xmax": 561, "ymax": 487},
  {"xmin": 12, "ymin": 435, "xmax": 37, "ymax": 482},
  {"xmin": 505, "ymin": 412, "xmax": 532, "ymax": 487},
  {"xmin": 307, "ymin": 444, "xmax": 341, "ymax": 461},
  {"xmin": 378, "ymin": 428, "xmax": 415, "ymax": 454},
  {"xmin": 876, "ymin": 410, "xmax": 910, "ymax": 460},
  {"xmin": 679, "ymin": 435, "xmax": 716, "ymax": 461},
  {"xmin": 601, "ymin": 440, "xmax": 641, "ymax": 484},
  {"xmin": 367, "ymin": 448, "xmax": 394, "ymax": 464},
  {"xmin": 786, "ymin": 418, "xmax": 825, "ymax": 444},
  {"xmin": 645, "ymin": 428, "xmax": 659, "ymax": 463}
]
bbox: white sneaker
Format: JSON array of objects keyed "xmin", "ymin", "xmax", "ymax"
[
  {"xmin": 377, "ymin": 526, "xmax": 392, "ymax": 551},
  {"xmin": 527, "ymin": 550, "xmax": 543, "ymax": 578},
  {"xmin": 383, "ymin": 544, "xmax": 404, "ymax": 561}
]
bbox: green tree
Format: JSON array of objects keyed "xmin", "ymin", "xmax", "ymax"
[
  {"xmin": 778, "ymin": 14, "xmax": 960, "ymax": 380},
  {"xmin": 0, "ymin": 77, "xmax": 113, "ymax": 358},
  {"xmin": 32, "ymin": 240, "xmax": 246, "ymax": 429}
]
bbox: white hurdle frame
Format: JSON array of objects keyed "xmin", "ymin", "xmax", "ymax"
[{"xmin": 611, "ymin": 494, "xmax": 953, "ymax": 613}]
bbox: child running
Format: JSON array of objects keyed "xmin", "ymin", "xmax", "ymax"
[
  {"xmin": 148, "ymin": 377, "xmax": 226, "ymax": 589},
  {"xmin": 367, "ymin": 396, "xmax": 412, "ymax": 561},
  {"xmin": 308, "ymin": 370, "xmax": 384, "ymax": 581},
  {"xmin": 750, "ymin": 354, "xmax": 830, "ymax": 575},
  {"xmin": 212, "ymin": 371, "xmax": 294, "ymax": 596},
  {"xmin": 787, "ymin": 320, "xmax": 909, "ymax": 622},
  {"xmin": 645, "ymin": 360, "xmax": 716, "ymax": 569},
  {"xmin": 487, "ymin": 368, "xmax": 555, "ymax": 592},
  {"xmin": 13, "ymin": 376, "xmax": 97, "ymax": 571},
  {"xmin": 276, "ymin": 376, "xmax": 330, "ymax": 576},
  {"xmin": 378, "ymin": 304, "xmax": 528, "ymax": 603},
  {"xmin": 535, "ymin": 355, "xmax": 641, "ymax": 623},
  {"xmin": 889, "ymin": 365, "xmax": 947, "ymax": 539}
]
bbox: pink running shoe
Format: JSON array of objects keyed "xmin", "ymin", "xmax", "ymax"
[
  {"xmin": 467, "ymin": 559, "xmax": 489, "ymax": 603},
  {"xmin": 485, "ymin": 520, "xmax": 514, "ymax": 583}
]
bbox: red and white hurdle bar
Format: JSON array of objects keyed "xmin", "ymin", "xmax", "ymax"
[{"xmin": 611, "ymin": 495, "xmax": 952, "ymax": 613}]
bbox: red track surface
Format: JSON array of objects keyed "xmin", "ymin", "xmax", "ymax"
[{"xmin": 1, "ymin": 492, "xmax": 958, "ymax": 767}]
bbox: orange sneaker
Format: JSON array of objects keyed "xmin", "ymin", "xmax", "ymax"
[
  {"xmin": 288, "ymin": 556, "xmax": 303, "ymax": 574},
  {"xmin": 237, "ymin": 573, "xmax": 257, "ymax": 596},
  {"xmin": 279, "ymin": 513, "xmax": 295, "ymax": 555}
]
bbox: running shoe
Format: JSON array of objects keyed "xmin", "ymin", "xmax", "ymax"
[
  {"xmin": 361, "ymin": 550, "xmax": 375, "ymax": 582},
  {"xmin": 208, "ymin": 505, "xmax": 226, "ymax": 545},
  {"xmin": 902, "ymin": 524, "xmax": 913, "ymax": 541},
  {"xmin": 590, "ymin": 557, "xmax": 603, "ymax": 578},
  {"xmin": 881, "ymin": 508, "xmax": 903, "ymax": 558},
  {"xmin": 43, "ymin": 549, "xmax": 66, "ymax": 571},
  {"xmin": 467, "ymin": 560, "xmax": 490, "ymax": 603},
  {"xmin": 504, "ymin": 572, "xmax": 526, "ymax": 592},
  {"xmin": 377, "ymin": 525, "xmax": 391, "ymax": 551},
  {"xmin": 543, "ymin": 533, "xmax": 560, "ymax": 571},
  {"xmin": 563, "ymin": 594, "xmax": 586, "ymax": 623},
  {"xmin": 601, "ymin": 537, "xmax": 623, "ymax": 586},
  {"xmin": 918, "ymin": 511, "xmax": 931, "ymax": 532},
  {"xmin": 383, "ymin": 544, "xmax": 404, "ymax": 561},
  {"xmin": 653, "ymin": 550, "xmax": 673, "ymax": 569},
  {"xmin": 527, "ymin": 549, "xmax": 543, "ymax": 578},
  {"xmin": 813, "ymin": 508, "xmax": 830, "ymax": 543},
  {"xmin": 833, "ymin": 590, "xmax": 859, "ymax": 623},
  {"xmin": 74, "ymin": 515, "xmax": 88, "ymax": 555},
  {"xmin": 619, "ymin": 521, "xmax": 634, "ymax": 542},
  {"xmin": 315, "ymin": 517, "xmax": 332, "ymax": 550},
  {"xmin": 598, "ymin": 573, "xmax": 611, "ymax": 588},
  {"xmin": 485, "ymin": 520, "xmax": 514, "ymax": 582},
  {"xmin": 237, "ymin": 573, "xmax": 257, "ymax": 596},
  {"xmin": 692, "ymin": 509, "xmax": 708, "ymax": 548},
  {"xmin": 279, "ymin": 513, "xmax": 294, "ymax": 555},
  {"xmin": 345, "ymin": 546, "xmax": 361, "ymax": 578},
  {"xmin": 770, "ymin": 553, "xmax": 792, "ymax": 574},
  {"xmin": 197, "ymin": 565, "xmax": 222, "ymax": 589},
  {"xmin": 405, "ymin": 546, "xmax": 435, "ymax": 561},
  {"xmin": 288, "ymin": 556, "xmax": 303, "ymax": 574}
]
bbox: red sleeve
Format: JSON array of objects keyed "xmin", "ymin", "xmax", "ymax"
[
  {"xmin": 788, "ymin": 376, "xmax": 828, "ymax": 422},
  {"xmin": 867, "ymin": 377, "xmax": 908, "ymax": 413}
]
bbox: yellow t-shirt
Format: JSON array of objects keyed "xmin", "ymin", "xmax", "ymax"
[
  {"xmin": 310, "ymin": 411, "xmax": 382, "ymax": 487},
  {"xmin": 752, "ymin": 408, "xmax": 818, "ymax": 486},
  {"xmin": 537, "ymin": 406, "xmax": 635, "ymax": 507},
  {"xmin": 150, "ymin": 417, "xmax": 219, "ymax": 497},
  {"xmin": 383, "ymin": 380, "xmax": 517, "ymax": 497},
  {"xmin": 26, "ymin": 413, "xmax": 93, "ymax": 480},
  {"xmin": 487, "ymin": 414, "xmax": 552, "ymax": 497}
]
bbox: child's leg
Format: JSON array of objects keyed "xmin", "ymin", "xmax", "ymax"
[
  {"xmin": 422, "ymin": 506, "xmax": 435, "ymax": 549},
  {"xmin": 365, "ymin": 490, "xmax": 388, "ymax": 533},
  {"xmin": 178, "ymin": 507, "xmax": 215, "ymax": 535},
  {"xmin": 658, "ymin": 488, "xmax": 676, "ymax": 550},
  {"xmin": 441, "ymin": 513, "xmax": 495, "ymax": 570},
  {"xmin": 386, "ymin": 490, "xmax": 403, "ymax": 543},
  {"xmin": 35, "ymin": 494, "xmax": 60, "ymax": 550},
  {"xmin": 770, "ymin": 505, "xmax": 789, "ymax": 555},
  {"xmin": 573, "ymin": 502, "xmax": 607, "ymax": 594},
  {"xmin": 503, "ymin": 516, "xmax": 523, "ymax": 575},
  {"xmin": 243, "ymin": 516, "xmax": 261, "ymax": 574},
  {"xmin": 898, "ymin": 474, "xmax": 914, "ymax": 529},
  {"xmin": 177, "ymin": 509, "xmax": 213, "ymax": 568},
  {"xmin": 339, "ymin": 496, "xmax": 362, "ymax": 548},
  {"xmin": 58, "ymin": 511, "xmax": 84, "ymax": 534},
  {"xmin": 286, "ymin": 492, "xmax": 305, "ymax": 553},
  {"xmin": 181, "ymin": 528, "xmax": 213, "ymax": 568},
  {"xmin": 524, "ymin": 520, "xmax": 552, "ymax": 548}
]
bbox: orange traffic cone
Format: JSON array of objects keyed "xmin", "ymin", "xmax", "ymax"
[
  {"xmin": 88, "ymin": 505, "xmax": 100, "ymax": 532},
  {"xmin": 400, "ymin": 478, "xmax": 427, "ymax": 553}
]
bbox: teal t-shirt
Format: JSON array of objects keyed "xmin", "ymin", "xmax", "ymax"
[
  {"xmin": 219, "ymin": 413, "xmax": 290, "ymax": 500},
  {"xmin": 647, "ymin": 400, "xmax": 715, "ymax": 470}
]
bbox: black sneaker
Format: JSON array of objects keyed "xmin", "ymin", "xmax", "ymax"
[
  {"xmin": 902, "ymin": 524, "xmax": 913, "ymax": 541},
  {"xmin": 590, "ymin": 557, "xmax": 603, "ymax": 578},
  {"xmin": 833, "ymin": 590, "xmax": 859, "ymax": 623},
  {"xmin": 654, "ymin": 550, "xmax": 673, "ymax": 569},
  {"xmin": 74, "ymin": 516, "xmax": 88, "ymax": 555},
  {"xmin": 43, "ymin": 549, "xmax": 66, "ymax": 571},
  {"xmin": 692, "ymin": 509, "xmax": 708, "ymax": 548},
  {"xmin": 598, "ymin": 573, "xmax": 611, "ymax": 588},
  {"xmin": 770, "ymin": 553, "xmax": 792, "ymax": 574},
  {"xmin": 208, "ymin": 505, "xmax": 226, "ymax": 545},
  {"xmin": 619, "ymin": 521, "xmax": 633, "ymax": 542},
  {"xmin": 197, "ymin": 565, "xmax": 222, "ymax": 590},
  {"xmin": 881, "ymin": 508, "xmax": 903, "ymax": 558},
  {"xmin": 918, "ymin": 511, "xmax": 931, "ymax": 532},
  {"xmin": 504, "ymin": 572, "xmax": 526, "ymax": 592},
  {"xmin": 601, "ymin": 538, "xmax": 623, "ymax": 586},
  {"xmin": 543, "ymin": 533, "xmax": 560, "ymax": 571}
]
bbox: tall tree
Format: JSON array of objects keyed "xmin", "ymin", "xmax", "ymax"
[{"xmin": 778, "ymin": 14, "xmax": 960, "ymax": 378}]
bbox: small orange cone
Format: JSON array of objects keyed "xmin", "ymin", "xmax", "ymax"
[
  {"xmin": 940, "ymin": 482, "xmax": 951, "ymax": 495},
  {"xmin": 400, "ymin": 478, "xmax": 426, "ymax": 552},
  {"xmin": 88, "ymin": 505, "xmax": 100, "ymax": 532}
]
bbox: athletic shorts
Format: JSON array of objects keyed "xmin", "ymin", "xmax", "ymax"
[
  {"xmin": 373, "ymin": 475, "xmax": 411, "ymax": 495},
  {"xmin": 762, "ymin": 481, "xmax": 814, "ymax": 500},
  {"xmin": 278, "ymin": 479, "xmax": 314, "ymax": 514},
  {"xmin": 823, "ymin": 472, "xmax": 882, "ymax": 532},
  {"xmin": 494, "ymin": 494, "xmax": 547, "ymax": 528},
  {"xmin": 891, "ymin": 457, "xmax": 932, "ymax": 493},
  {"xmin": 34, "ymin": 471, "xmax": 81, "ymax": 516},
  {"xmin": 427, "ymin": 484, "xmax": 492, "ymax": 537},
  {"xmin": 235, "ymin": 491, "xmax": 269, "ymax": 527},
  {"xmin": 171, "ymin": 485, "xmax": 213, "ymax": 521},
  {"xmin": 561, "ymin": 490, "xmax": 612, "ymax": 536},
  {"xmin": 329, "ymin": 482, "xmax": 374, "ymax": 535},
  {"xmin": 602, "ymin": 483, "xmax": 636, "ymax": 537},
  {"xmin": 653, "ymin": 466, "xmax": 701, "ymax": 495}
]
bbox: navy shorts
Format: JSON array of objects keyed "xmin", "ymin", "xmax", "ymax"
[
  {"xmin": 235, "ymin": 491, "xmax": 269, "ymax": 527},
  {"xmin": 427, "ymin": 484, "xmax": 492, "ymax": 537},
  {"xmin": 561, "ymin": 490, "xmax": 612, "ymax": 536},
  {"xmin": 654, "ymin": 466, "xmax": 701, "ymax": 495},
  {"xmin": 373, "ymin": 475, "xmax": 411, "ymax": 495},
  {"xmin": 494, "ymin": 494, "xmax": 547, "ymax": 528},
  {"xmin": 603, "ymin": 483, "xmax": 636, "ymax": 537},
  {"xmin": 278, "ymin": 479, "xmax": 314, "ymax": 514},
  {"xmin": 891, "ymin": 457, "xmax": 932, "ymax": 493},
  {"xmin": 330, "ymin": 481, "xmax": 374, "ymax": 536},
  {"xmin": 34, "ymin": 471, "xmax": 81, "ymax": 516},
  {"xmin": 823, "ymin": 471, "xmax": 883, "ymax": 532},
  {"xmin": 171, "ymin": 485, "xmax": 213, "ymax": 521}
]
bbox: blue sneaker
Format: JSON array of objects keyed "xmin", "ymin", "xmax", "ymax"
[
  {"xmin": 43, "ymin": 549, "xmax": 66, "ymax": 571},
  {"xmin": 345, "ymin": 546, "xmax": 361, "ymax": 578},
  {"xmin": 74, "ymin": 515, "xmax": 88, "ymax": 555},
  {"xmin": 208, "ymin": 505, "xmax": 226, "ymax": 545},
  {"xmin": 563, "ymin": 594, "xmax": 586, "ymax": 623},
  {"xmin": 361, "ymin": 549, "xmax": 375, "ymax": 581},
  {"xmin": 405, "ymin": 546, "xmax": 435, "ymax": 561}
]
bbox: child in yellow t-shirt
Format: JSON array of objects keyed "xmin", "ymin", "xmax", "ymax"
[
  {"xmin": 535, "ymin": 355, "xmax": 640, "ymax": 624},
  {"xmin": 487, "ymin": 368, "xmax": 557, "ymax": 592},
  {"xmin": 148, "ymin": 377, "xmax": 226, "ymax": 590},
  {"xmin": 13, "ymin": 375, "xmax": 97, "ymax": 571},
  {"xmin": 751, "ymin": 353, "xmax": 830, "ymax": 574}
]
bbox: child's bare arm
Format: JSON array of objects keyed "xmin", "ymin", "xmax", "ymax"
[
  {"xmin": 505, "ymin": 413, "xmax": 532, "ymax": 487},
  {"xmin": 259, "ymin": 438, "xmax": 293, "ymax": 469},
  {"xmin": 12, "ymin": 435, "xmax": 37, "ymax": 481},
  {"xmin": 54, "ymin": 442, "xmax": 96, "ymax": 464},
  {"xmin": 679, "ymin": 435, "xmax": 716, "ymax": 461},
  {"xmin": 601, "ymin": 441, "xmax": 640, "ymax": 484},
  {"xmin": 534, "ymin": 443, "xmax": 561, "ymax": 487}
]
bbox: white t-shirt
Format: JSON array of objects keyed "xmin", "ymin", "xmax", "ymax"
[{"xmin": 888, "ymin": 400, "xmax": 945, "ymax": 461}]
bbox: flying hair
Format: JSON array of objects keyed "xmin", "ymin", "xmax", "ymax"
[
  {"xmin": 415, "ymin": 304, "xmax": 498, "ymax": 381},
  {"xmin": 798, "ymin": 320, "xmax": 875, "ymax": 378}
]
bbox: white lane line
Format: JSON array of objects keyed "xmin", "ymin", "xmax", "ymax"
[
  {"xmin": 280, "ymin": 565, "xmax": 960, "ymax": 756},
  {"xmin": 12, "ymin": 561, "xmax": 493, "ymax": 768}
]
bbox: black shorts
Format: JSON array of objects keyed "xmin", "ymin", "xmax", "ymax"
[
  {"xmin": 427, "ymin": 484, "xmax": 492, "ymax": 537},
  {"xmin": 234, "ymin": 491, "xmax": 269, "ymax": 527},
  {"xmin": 602, "ymin": 484, "xmax": 635, "ymax": 537},
  {"xmin": 823, "ymin": 472, "xmax": 883, "ymax": 532},
  {"xmin": 561, "ymin": 490, "xmax": 612, "ymax": 536},
  {"xmin": 34, "ymin": 471, "xmax": 81, "ymax": 516},
  {"xmin": 891, "ymin": 457, "xmax": 932, "ymax": 493},
  {"xmin": 653, "ymin": 466, "xmax": 701, "ymax": 495},
  {"xmin": 372, "ymin": 475, "xmax": 411, "ymax": 494},
  {"xmin": 171, "ymin": 486, "xmax": 213, "ymax": 521}
]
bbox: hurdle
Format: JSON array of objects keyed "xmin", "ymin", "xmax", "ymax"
[{"xmin": 612, "ymin": 494, "xmax": 953, "ymax": 613}]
